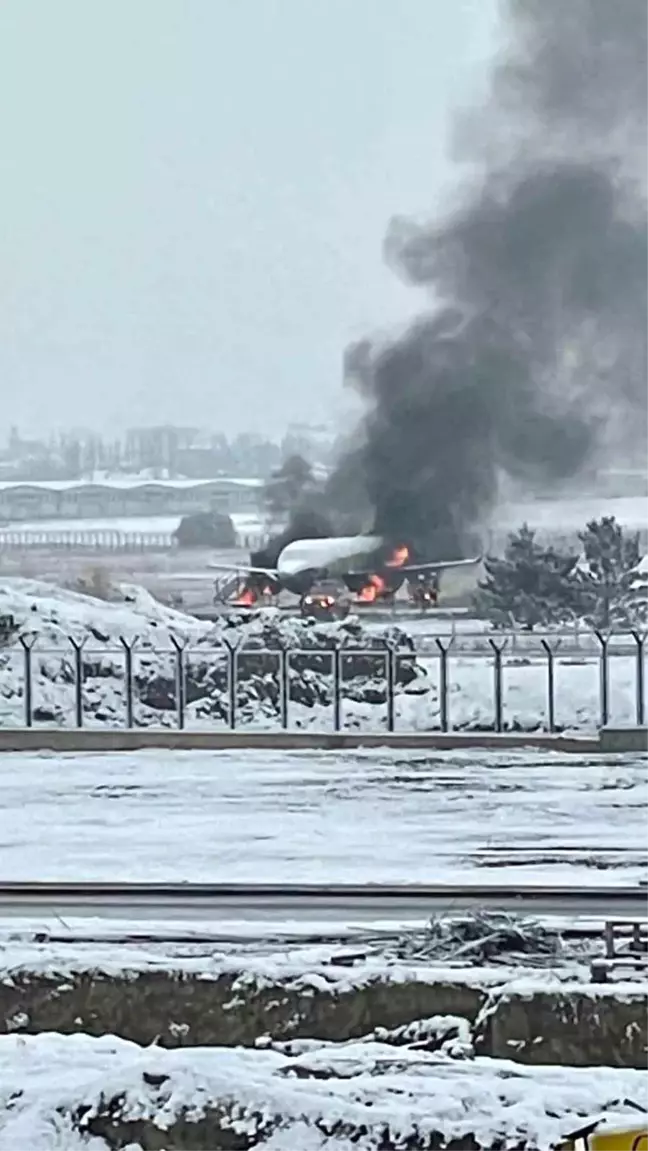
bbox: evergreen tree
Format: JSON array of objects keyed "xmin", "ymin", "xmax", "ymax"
[
  {"xmin": 576, "ymin": 516, "xmax": 647, "ymax": 629},
  {"xmin": 173, "ymin": 512, "xmax": 236, "ymax": 549},
  {"xmin": 626, "ymin": 559, "xmax": 648, "ymax": 628},
  {"xmin": 474, "ymin": 523, "xmax": 579, "ymax": 629}
]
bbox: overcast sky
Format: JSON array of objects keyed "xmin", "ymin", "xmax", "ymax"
[{"xmin": 1, "ymin": 0, "xmax": 497, "ymax": 438}]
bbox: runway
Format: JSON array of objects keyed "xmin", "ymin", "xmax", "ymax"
[{"xmin": 0, "ymin": 882, "xmax": 645, "ymax": 923}]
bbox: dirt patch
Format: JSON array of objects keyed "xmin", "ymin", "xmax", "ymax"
[
  {"xmin": 0, "ymin": 968, "xmax": 485, "ymax": 1048},
  {"xmin": 478, "ymin": 986, "xmax": 648, "ymax": 1067},
  {"xmin": 1, "ymin": 965, "xmax": 645, "ymax": 1067}
]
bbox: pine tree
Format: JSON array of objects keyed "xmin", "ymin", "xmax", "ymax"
[
  {"xmin": 474, "ymin": 523, "xmax": 579, "ymax": 630},
  {"xmin": 576, "ymin": 516, "xmax": 647, "ymax": 629},
  {"xmin": 626, "ymin": 559, "xmax": 648, "ymax": 628}
]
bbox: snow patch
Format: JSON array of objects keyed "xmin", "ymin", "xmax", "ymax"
[{"xmin": 0, "ymin": 1032, "xmax": 645, "ymax": 1150}]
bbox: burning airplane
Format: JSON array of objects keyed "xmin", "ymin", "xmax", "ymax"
[
  {"xmin": 213, "ymin": 533, "xmax": 481, "ymax": 614},
  {"xmin": 217, "ymin": 0, "xmax": 646, "ymax": 620}
]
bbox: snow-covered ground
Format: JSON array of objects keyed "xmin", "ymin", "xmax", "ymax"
[
  {"xmin": 0, "ymin": 748, "xmax": 644, "ymax": 885},
  {"xmin": 0, "ymin": 1031, "xmax": 645, "ymax": 1151},
  {"xmin": 0, "ymin": 578, "xmax": 644, "ymax": 731},
  {"xmin": 496, "ymin": 494, "xmax": 648, "ymax": 532}
]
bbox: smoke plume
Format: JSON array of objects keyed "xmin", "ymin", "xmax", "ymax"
[
  {"xmin": 251, "ymin": 507, "xmax": 333, "ymax": 571},
  {"xmin": 330, "ymin": 0, "xmax": 647, "ymax": 559}
]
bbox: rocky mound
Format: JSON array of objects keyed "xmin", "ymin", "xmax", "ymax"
[{"xmin": 0, "ymin": 579, "xmax": 427, "ymax": 728}]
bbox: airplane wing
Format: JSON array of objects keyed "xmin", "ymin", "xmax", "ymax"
[
  {"xmin": 400, "ymin": 555, "xmax": 483, "ymax": 574},
  {"xmin": 208, "ymin": 563, "xmax": 279, "ymax": 578}
]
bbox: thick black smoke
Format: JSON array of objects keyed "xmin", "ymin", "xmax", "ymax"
[
  {"xmin": 329, "ymin": 0, "xmax": 647, "ymax": 559},
  {"xmin": 251, "ymin": 507, "xmax": 334, "ymax": 570}
]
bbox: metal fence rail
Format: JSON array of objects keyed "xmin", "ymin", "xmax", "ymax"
[
  {"xmin": 0, "ymin": 530, "xmax": 175, "ymax": 551},
  {"xmin": 1, "ymin": 629, "xmax": 645, "ymax": 733},
  {"xmin": 0, "ymin": 530, "xmax": 264, "ymax": 552},
  {"xmin": 414, "ymin": 625, "xmax": 644, "ymax": 658}
]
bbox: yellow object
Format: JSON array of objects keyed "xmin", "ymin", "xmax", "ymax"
[{"xmin": 558, "ymin": 1122, "xmax": 648, "ymax": 1150}]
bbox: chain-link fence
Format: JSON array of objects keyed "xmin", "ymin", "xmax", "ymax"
[{"xmin": 1, "ymin": 629, "xmax": 645, "ymax": 733}]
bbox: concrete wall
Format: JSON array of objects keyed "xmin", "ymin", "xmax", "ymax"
[
  {"xmin": 0, "ymin": 722, "xmax": 643, "ymax": 754},
  {"xmin": 599, "ymin": 726, "xmax": 648, "ymax": 753},
  {"xmin": 0, "ymin": 727, "xmax": 608, "ymax": 754}
]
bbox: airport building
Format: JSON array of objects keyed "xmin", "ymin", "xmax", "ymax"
[{"xmin": 0, "ymin": 477, "xmax": 262, "ymax": 523}]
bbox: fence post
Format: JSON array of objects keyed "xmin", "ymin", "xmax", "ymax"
[
  {"xmin": 276, "ymin": 640, "xmax": 289, "ymax": 730},
  {"xmin": 221, "ymin": 636, "xmax": 239, "ymax": 730},
  {"xmin": 488, "ymin": 638, "xmax": 507, "ymax": 733},
  {"xmin": 631, "ymin": 631, "xmax": 646, "ymax": 727},
  {"xmin": 119, "ymin": 636, "xmax": 138, "ymax": 729},
  {"xmin": 68, "ymin": 636, "xmax": 87, "ymax": 728},
  {"xmin": 540, "ymin": 637, "xmax": 561, "ymax": 733},
  {"xmin": 434, "ymin": 638, "xmax": 453, "ymax": 732},
  {"xmin": 332, "ymin": 640, "xmax": 342, "ymax": 732},
  {"xmin": 384, "ymin": 640, "xmax": 396, "ymax": 732},
  {"xmin": 18, "ymin": 636, "xmax": 37, "ymax": 728},
  {"xmin": 169, "ymin": 636, "xmax": 187, "ymax": 730},
  {"xmin": 594, "ymin": 630, "xmax": 610, "ymax": 728}
]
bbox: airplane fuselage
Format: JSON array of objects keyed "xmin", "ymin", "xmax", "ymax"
[{"xmin": 277, "ymin": 534, "xmax": 384, "ymax": 588}]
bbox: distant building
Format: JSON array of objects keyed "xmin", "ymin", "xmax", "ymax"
[
  {"xmin": 281, "ymin": 422, "xmax": 336, "ymax": 467},
  {"xmin": 0, "ymin": 477, "xmax": 262, "ymax": 523},
  {"xmin": 124, "ymin": 426, "xmax": 201, "ymax": 474}
]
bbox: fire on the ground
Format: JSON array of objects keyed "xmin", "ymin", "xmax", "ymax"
[
  {"xmin": 230, "ymin": 542, "xmax": 441, "ymax": 610},
  {"xmin": 354, "ymin": 544, "xmax": 411, "ymax": 603},
  {"xmin": 232, "ymin": 580, "xmax": 278, "ymax": 607}
]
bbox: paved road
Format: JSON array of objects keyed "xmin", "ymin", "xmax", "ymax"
[{"xmin": 0, "ymin": 882, "xmax": 645, "ymax": 923}]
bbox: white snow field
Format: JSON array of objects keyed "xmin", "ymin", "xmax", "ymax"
[
  {"xmin": 0, "ymin": 577, "xmax": 644, "ymax": 732},
  {"xmin": 0, "ymin": 747, "xmax": 644, "ymax": 884},
  {"xmin": 496, "ymin": 493, "xmax": 648, "ymax": 532},
  {"xmin": 0, "ymin": 1031, "xmax": 645, "ymax": 1151}
]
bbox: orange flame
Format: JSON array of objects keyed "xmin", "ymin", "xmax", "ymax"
[
  {"xmin": 356, "ymin": 573, "xmax": 386, "ymax": 602},
  {"xmin": 386, "ymin": 545, "xmax": 409, "ymax": 568},
  {"xmin": 233, "ymin": 586, "xmax": 258, "ymax": 606}
]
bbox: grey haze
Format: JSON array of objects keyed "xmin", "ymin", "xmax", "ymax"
[{"xmin": 0, "ymin": 0, "xmax": 495, "ymax": 437}]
